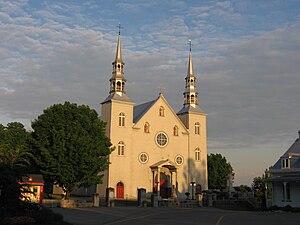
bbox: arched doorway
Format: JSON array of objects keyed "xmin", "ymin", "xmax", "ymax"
[{"xmin": 116, "ymin": 182, "xmax": 124, "ymax": 199}]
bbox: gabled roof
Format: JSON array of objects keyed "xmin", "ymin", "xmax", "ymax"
[
  {"xmin": 101, "ymin": 93, "xmax": 134, "ymax": 104},
  {"xmin": 133, "ymin": 99, "xmax": 156, "ymax": 123},
  {"xmin": 177, "ymin": 105, "xmax": 206, "ymax": 115},
  {"xmin": 150, "ymin": 159, "xmax": 178, "ymax": 169},
  {"xmin": 21, "ymin": 174, "xmax": 44, "ymax": 184},
  {"xmin": 271, "ymin": 134, "xmax": 300, "ymax": 170},
  {"xmin": 133, "ymin": 93, "xmax": 189, "ymax": 133}
]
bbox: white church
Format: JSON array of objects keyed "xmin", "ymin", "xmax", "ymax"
[{"xmin": 97, "ymin": 31, "xmax": 208, "ymax": 200}]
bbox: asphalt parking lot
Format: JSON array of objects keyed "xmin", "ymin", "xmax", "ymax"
[{"xmin": 52, "ymin": 206, "xmax": 300, "ymax": 225}]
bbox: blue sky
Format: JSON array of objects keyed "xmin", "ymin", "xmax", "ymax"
[{"xmin": 1, "ymin": 0, "xmax": 300, "ymax": 185}]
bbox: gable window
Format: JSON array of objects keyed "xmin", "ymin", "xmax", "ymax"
[
  {"xmin": 156, "ymin": 132, "xmax": 168, "ymax": 147},
  {"xmin": 118, "ymin": 112, "xmax": 125, "ymax": 127},
  {"xmin": 195, "ymin": 122, "xmax": 200, "ymax": 135},
  {"xmin": 173, "ymin": 125, "xmax": 178, "ymax": 136},
  {"xmin": 118, "ymin": 141, "xmax": 125, "ymax": 156},
  {"xmin": 144, "ymin": 122, "xmax": 150, "ymax": 133},
  {"xmin": 159, "ymin": 106, "xmax": 165, "ymax": 117},
  {"xmin": 195, "ymin": 148, "xmax": 200, "ymax": 161},
  {"xmin": 281, "ymin": 158, "xmax": 290, "ymax": 169}
]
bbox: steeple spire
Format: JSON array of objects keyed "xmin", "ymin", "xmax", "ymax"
[
  {"xmin": 109, "ymin": 23, "xmax": 126, "ymax": 95},
  {"xmin": 183, "ymin": 40, "xmax": 198, "ymax": 107},
  {"xmin": 115, "ymin": 23, "xmax": 123, "ymax": 63},
  {"xmin": 187, "ymin": 39, "xmax": 194, "ymax": 77}
]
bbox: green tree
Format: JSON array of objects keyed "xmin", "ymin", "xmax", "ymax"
[
  {"xmin": 252, "ymin": 173, "xmax": 272, "ymax": 209},
  {"xmin": 31, "ymin": 102, "xmax": 112, "ymax": 198},
  {"xmin": 207, "ymin": 153, "xmax": 234, "ymax": 190},
  {"xmin": 0, "ymin": 122, "xmax": 33, "ymax": 169}
]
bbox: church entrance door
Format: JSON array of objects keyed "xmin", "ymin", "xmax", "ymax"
[
  {"xmin": 155, "ymin": 172, "xmax": 171, "ymax": 199},
  {"xmin": 116, "ymin": 182, "xmax": 124, "ymax": 199}
]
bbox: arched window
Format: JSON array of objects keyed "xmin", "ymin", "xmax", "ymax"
[
  {"xmin": 195, "ymin": 122, "xmax": 200, "ymax": 135},
  {"xmin": 122, "ymin": 82, "xmax": 125, "ymax": 91},
  {"xmin": 173, "ymin": 125, "xmax": 178, "ymax": 136},
  {"xmin": 195, "ymin": 148, "xmax": 201, "ymax": 161},
  {"xmin": 191, "ymin": 95, "xmax": 195, "ymax": 103},
  {"xmin": 118, "ymin": 112, "xmax": 125, "ymax": 127},
  {"xmin": 159, "ymin": 106, "xmax": 165, "ymax": 117},
  {"xmin": 144, "ymin": 122, "xmax": 150, "ymax": 133},
  {"xmin": 116, "ymin": 182, "xmax": 124, "ymax": 199},
  {"xmin": 116, "ymin": 81, "xmax": 121, "ymax": 91},
  {"xmin": 118, "ymin": 141, "xmax": 124, "ymax": 156}
]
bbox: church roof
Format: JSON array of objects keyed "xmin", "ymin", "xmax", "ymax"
[
  {"xmin": 133, "ymin": 99, "xmax": 156, "ymax": 123},
  {"xmin": 177, "ymin": 105, "xmax": 206, "ymax": 115},
  {"xmin": 101, "ymin": 93, "xmax": 134, "ymax": 104}
]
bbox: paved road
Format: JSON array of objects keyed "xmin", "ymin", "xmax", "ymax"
[{"xmin": 52, "ymin": 207, "xmax": 300, "ymax": 225}]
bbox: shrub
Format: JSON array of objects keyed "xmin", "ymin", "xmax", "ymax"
[{"xmin": 29, "ymin": 208, "xmax": 55, "ymax": 223}]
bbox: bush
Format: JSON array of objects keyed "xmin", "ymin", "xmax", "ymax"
[{"xmin": 29, "ymin": 208, "xmax": 55, "ymax": 224}]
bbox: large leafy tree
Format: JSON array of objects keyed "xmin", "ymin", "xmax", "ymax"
[
  {"xmin": 31, "ymin": 102, "xmax": 112, "ymax": 198},
  {"xmin": 207, "ymin": 153, "xmax": 234, "ymax": 190}
]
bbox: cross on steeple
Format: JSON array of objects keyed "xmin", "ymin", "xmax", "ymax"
[
  {"xmin": 159, "ymin": 84, "xmax": 164, "ymax": 94},
  {"xmin": 188, "ymin": 39, "xmax": 193, "ymax": 51},
  {"xmin": 117, "ymin": 23, "xmax": 123, "ymax": 35}
]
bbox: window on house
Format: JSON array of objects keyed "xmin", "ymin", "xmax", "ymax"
[
  {"xmin": 159, "ymin": 106, "xmax": 165, "ymax": 117},
  {"xmin": 283, "ymin": 182, "xmax": 291, "ymax": 201},
  {"xmin": 195, "ymin": 122, "xmax": 200, "ymax": 135},
  {"xmin": 281, "ymin": 158, "xmax": 290, "ymax": 169},
  {"xmin": 118, "ymin": 113, "xmax": 125, "ymax": 127},
  {"xmin": 118, "ymin": 141, "xmax": 124, "ymax": 156},
  {"xmin": 173, "ymin": 126, "xmax": 178, "ymax": 136},
  {"xmin": 286, "ymin": 183, "xmax": 291, "ymax": 200},
  {"xmin": 144, "ymin": 122, "xmax": 150, "ymax": 133}
]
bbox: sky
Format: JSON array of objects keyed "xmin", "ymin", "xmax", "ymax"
[{"xmin": 1, "ymin": 0, "xmax": 300, "ymax": 186}]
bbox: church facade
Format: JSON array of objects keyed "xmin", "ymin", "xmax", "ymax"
[{"xmin": 97, "ymin": 33, "xmax": 208, "ymax": 200}]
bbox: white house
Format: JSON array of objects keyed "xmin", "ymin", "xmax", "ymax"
[{"xmin": 266, "ymin": 131, "xmax": 300, "ymax": 208}]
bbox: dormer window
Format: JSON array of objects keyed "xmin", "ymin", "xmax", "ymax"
[
  {"xmin": 159, "ymin": 106, "xmax": 165, "ymax": 117},
  {"xmin": 281, "ymin": 158, "xmax": 290, "ymax": 169}
]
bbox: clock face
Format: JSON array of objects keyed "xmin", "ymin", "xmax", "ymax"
[{"xmin": 156, "ymin": 132, "xmax": 168, "ymax": 147}]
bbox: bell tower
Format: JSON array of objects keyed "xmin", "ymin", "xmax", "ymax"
[
  {"xmin": 177, "ymin": 40, "xmax": 208, "ymax": 190},
  {"xmin": 110, "ymin": 24, "xmax": 126, "ymax": 95},
  {"xmin": 183, "ymin": 40, "xmax": 198, "ymax": 108}
]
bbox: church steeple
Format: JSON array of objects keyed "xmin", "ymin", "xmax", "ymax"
[
  {"xmin": 183, "ymin": 40, "xmax": 198, "ymax": 108},
  {"xmin": 109, "ymin": 24, "xmax": 126, "ymax": 95}
]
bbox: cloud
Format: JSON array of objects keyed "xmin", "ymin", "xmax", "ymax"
[{"xmin": 1, "ymin": 0, "xmax": 300, "ymax": 185}]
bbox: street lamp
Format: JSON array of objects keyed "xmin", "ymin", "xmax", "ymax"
[{"xmin": 190, "ymin": 181, "xmax": 196, "ymax": 200}]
